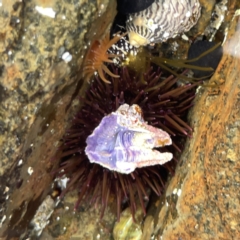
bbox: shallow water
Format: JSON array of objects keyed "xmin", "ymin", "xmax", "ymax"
[{"xmin": 0, "ymin": 0, "xmax": 239, "ymax": 239}]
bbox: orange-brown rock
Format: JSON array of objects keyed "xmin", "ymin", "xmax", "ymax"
[{"xmin": 152, "ymin": 16, "xmax": 240, "ymax": 240}]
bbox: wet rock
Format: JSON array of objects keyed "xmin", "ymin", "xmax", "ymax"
[
  {"xmin": 45, "ymin": 198, "xmax": 115, "ymax": 240},
  {"xmin": 113, "ymin": 207, "xmax": 143, "ymax": 240},
  {"xmin": 0, "ymin": 0, "xmax": 116, "ymax": 239},
  {"xmin": 150, "ymin": 13, "xmax": 240, "ymax": 240}
]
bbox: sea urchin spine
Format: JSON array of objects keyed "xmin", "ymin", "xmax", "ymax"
[{"xmin": 57, "ymin": 64, "xmax": 196, "ymax": 220}]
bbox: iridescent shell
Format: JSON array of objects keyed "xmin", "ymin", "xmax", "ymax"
[
  {"xmin": 85, "ymin": 104, "xmax": 173, "ymax": 174},
  {"xmin": 126, "ymin": 0, "xmax": 201, "ymax": 47},
  {"xmin": 83, "ymin": 32, "xmax": 127, "ymax": 83}
]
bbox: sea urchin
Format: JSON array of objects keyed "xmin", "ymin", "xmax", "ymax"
[{"xmin": 56, "ymin": 64, "xmax": 196, "ymax": 220}]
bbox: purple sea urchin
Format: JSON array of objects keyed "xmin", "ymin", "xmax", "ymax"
[{"xmin": 57, "ymin": 65, "xmax": 196, "ymax": 220}]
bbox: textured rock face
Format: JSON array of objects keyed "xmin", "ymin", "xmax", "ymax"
[
  {"xmin": 0, "ymin": 0, "xmax": 239, "ymax": 239},
  {"xmin": 150, "ymin": 16, "xmax": 240, "ymax": 239},
  {"xmin": 0, "ymin": 0, "xmax": 114, "ymax": 238},
  {"xmin": 0, "ymin": 0, "xmax": 113, "ymax": 176}
]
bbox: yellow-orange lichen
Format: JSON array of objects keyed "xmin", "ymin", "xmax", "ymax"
[{"xmin": 83, "ymin": 32, "xmax": 126, "ymax": 83}]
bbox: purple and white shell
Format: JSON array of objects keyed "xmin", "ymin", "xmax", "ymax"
[
  {"xmin": 85, "ymin": 104, "xmax": 173, "ymax": 174},
  {"xmin": 126, "ymin": 0, "xmax": 201, "ymax": 47}
]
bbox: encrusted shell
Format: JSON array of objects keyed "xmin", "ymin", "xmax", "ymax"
[
  {"xmin": 85, "ymin": 104, "xmax": 173, "ymax": 174},
  {"xmin": 126, "ymin": 0, "xmax": 201, "ymax": 47}
]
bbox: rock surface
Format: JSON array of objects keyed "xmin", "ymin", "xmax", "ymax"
[{"xmin": 150, "ymin": 15, "xmax": 240, "ymax": 240}]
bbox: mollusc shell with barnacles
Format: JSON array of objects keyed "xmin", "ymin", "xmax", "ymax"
[{"xmin": 126, "ymin": 0, "xmax": 201, "ymax": 47}]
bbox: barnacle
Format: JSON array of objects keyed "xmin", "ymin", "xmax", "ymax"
[{"xmin": 83, "ymin": 32, "xmax": 127, "ymax": 83}]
